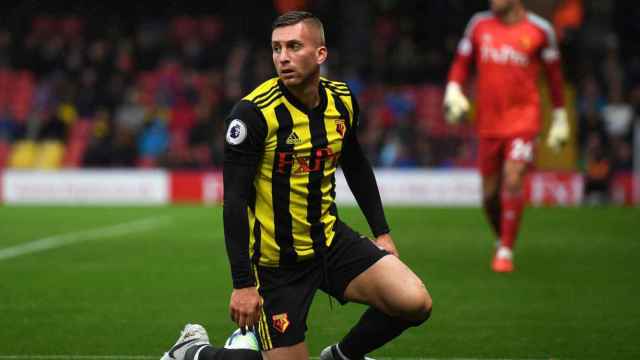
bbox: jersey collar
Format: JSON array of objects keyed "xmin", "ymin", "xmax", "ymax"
[{"xmin": 278, "ymin": 79, "xmax": 328, "ymax": 115}]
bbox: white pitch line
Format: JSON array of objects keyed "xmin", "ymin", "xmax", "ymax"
[
  {"xmin": 0, "ymin": 357, "xmax": 157, "ymax": 360},
  {"xmin": 0, "ymin": 357, "xmax": 557, "ymax": 360},
  {"xmin": 0, "ymin": 216, "xmax": 172, "ymax": 261}
]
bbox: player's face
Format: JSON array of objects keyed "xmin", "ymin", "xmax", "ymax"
[
  {"xmin": 490, "ymin": 0, "xmax": 517, "ymax": 15},
  {"xmin": 271, "ymin": 22, "xmax": 327, "ymax": 88}
]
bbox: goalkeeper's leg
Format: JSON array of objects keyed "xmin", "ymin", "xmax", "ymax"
[
  {"xmin": 500, "ymin": 159, "xmax": 527, "ymax": 250},
  {"xmin": 499, "ymin": 136, "xmax": 535, "ymax": 257},
  {"xmin": 494, "ymin": 158, "xmax": 528, "ymax": 272},
  {"xmin": 479, "ymin": 138, "xmax": 504, "ymax": 244},
  {"xmin": 482, "ymin": 173, "xmax": 502, "ymax": 240}
]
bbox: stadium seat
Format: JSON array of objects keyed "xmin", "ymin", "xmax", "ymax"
[
  {"xmin": 199, "ymin": 16, "xmax": 223, "ymax": 43},
  {"xmin": 31, "ymin": 16, "xmax": 56, "ymax": 36},
  {"xmin": 63, "ymin": 120, "xmax": 95, "ymax": 168},
  {"xmin": 8, "ymin": 140, "xmax": 37, "ymax": 168},
  {"xmin": 0, "ymin": 70, "xmax": 10, "ymax": 109},
  {"xmin": 0, "ymin": 139, "xmax": 10, "ymax": 168},
  {"xmin": 34, "ymin": 141, "xmax": 65, "ymax": 169},
  {"xmin": 138, "ymin": 71, "xmax": 160, "ymax": 106},
  {"xmin": 9, "ymin": 71, "xmax": 35, "ymax": 122},
  {"xmin": 168, "ymin": 129, "xmax": 190, "ymax": 163},
  {"xmin": 170, "ymin": 16, "xmax": 199, "ymax": 42},
  {"xmin": 191, "ymin": 144, "xmax": 211, "ymax": 166},
  {"xmin": 137, "ymin": 156, "xmax": 157, "ymax": 168},
  {"xmin": 170, "ymin": 102, "xmax": 196, "ymax": 132},
  {"xmin": 60, "ymin": 16, "xmax": 84, "ymax": 41}
]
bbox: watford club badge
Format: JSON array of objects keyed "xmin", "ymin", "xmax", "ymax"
[
  {"xmin": 272, "ymin": 313, "xmax": 290, "ymax": 333},
  {"xmin": 335, "ymin": 119, "xmax": 345, "ymax": 137}
]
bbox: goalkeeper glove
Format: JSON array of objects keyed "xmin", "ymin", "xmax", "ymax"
[
  {"xmin": 443, "ymin": 82, "xmax": 470, "ymax": 124},
  {"xmin": 546, "ymin": 108, "xmax": 569, "ymax": 152}
]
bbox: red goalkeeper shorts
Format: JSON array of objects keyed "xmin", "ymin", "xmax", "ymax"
[{"xmin": 478, "ymin": 135, "xmax": 537, "ymax": 177}]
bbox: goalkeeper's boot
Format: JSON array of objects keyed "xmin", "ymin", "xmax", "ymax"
[
  {"xmin": 320, "ymin": 344, "xmax": 375, "ymax": 360},
  {"xmin": 161, "ymin": 323, "xmax": 211, "ymax": 360},
  {"xmin": 492, "ymin": 246, "xmax": 514, "ymax": 273}
]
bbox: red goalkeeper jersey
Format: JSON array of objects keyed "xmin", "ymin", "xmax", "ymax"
[{"xmin": 448, "ymin": 11, "xmax": 565, "ymax": 138}]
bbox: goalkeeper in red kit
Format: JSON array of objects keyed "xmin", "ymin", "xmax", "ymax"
[{"xmin": 443, "ymin": 0, "xmax": 569, "ymax": 272}]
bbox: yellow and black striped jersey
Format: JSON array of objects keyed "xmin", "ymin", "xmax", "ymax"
[{"xmin": 223, "ymin": 77, "xmax": 389, "ymax": 287}]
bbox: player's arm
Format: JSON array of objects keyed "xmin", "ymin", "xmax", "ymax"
[
  {"xmin": 223, "ymin": 100, "xmax": 266, "ymax": 332},
  {"xmin": 540, "ymin": 25, "xmax": 569, "ymax": 152},
  {"xmin": 223, "ymin": 100, "xmax": 265, "ymax": 289},
  {"xmin": 444, "ymin": 15, "xmax": 477, "ymax": 124},
  {"xmin": 340, "ymin": 95, "xmax": 397, "ymax": 256}
]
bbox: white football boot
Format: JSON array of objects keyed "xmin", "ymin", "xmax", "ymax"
[
  {"xmin": 320, "ymin": 344, "xmax": 375, "ymax": 360},
  {"xmin": 160, "ymin": 323, "xmax": 211, "ymax": 360}
]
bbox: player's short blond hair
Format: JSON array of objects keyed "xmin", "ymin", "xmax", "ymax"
[{"xmin": 272, "ymin": 11, "xmax": 325, "ymax": 46}]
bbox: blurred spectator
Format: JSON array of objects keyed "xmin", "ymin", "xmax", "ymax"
[
  {"xmin": 379, "ymin": 132, "xmax": 417, "ymax": 168},
  {"xmin": 0, "ymin": 30, "xmax": 12, "ymax": 67},
  {"xmin": 83, "ymin": 110, "xmax": 113, "ymax": 167},
  {"xmin": 583, "ymin": 132, "xmax": 611, "ymax": 205},
  {"xmin": 0, "ymin": 106, "xmax": 16, "ymax": 141},
  {"xmin": 111, "ymin": 126, "xmax": 138, "ymax": 167},
  {"xmin": 553, "ymin": 0, "xmax": 583, "ymax": 42},
  {"xmin": 115, "ymin": 87, "xmax": 147, "ymax": 133},
  {"xmin": 137, "ymin": 107, "xmax": 169, "ymax": 166},
  {"xmin": 186, "ymin": 103, "xmax": 216, "ymax": 167},
  {"xmin": 135, "ymin": 21, "xmax": 165, "ymax": 71},
  {"xmin": 169, "ymin": 98, "xmax": 196, "ymax": 133},
  {"xmin": 37, "ymin": 110, "xmax": 67, "ymax": 142},
  {"xmin": 75, "ymin": 68, "xmax": 100, "ymax": 118},
  {"xmin": 601, "ymin": 93, "xmax": 633, "ymax": 139}
]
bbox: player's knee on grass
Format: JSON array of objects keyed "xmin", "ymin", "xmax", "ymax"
[
  {"xmin": 389, "ymin": 282, "xmax": 432, "ymax": 325},
  {"xmin": 379, "ymin": 257, "xmax": 432, "ymax": 325},
  {"xmin": 405, "ymin": 286, "xmax": 432, "ymax": 325}
]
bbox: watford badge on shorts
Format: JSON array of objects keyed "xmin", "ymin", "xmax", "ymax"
[
  {"xmin": 335, "ymin": 119, "xmax": 345, "ymax": 138},
  {"xmin": 272, "ymin": 313, "xmax": 290, "ymax": 333}
]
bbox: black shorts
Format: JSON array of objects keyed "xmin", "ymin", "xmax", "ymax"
[{"xmin": 253, "ymin": 221, "xmax": 388, "ymax": 350}]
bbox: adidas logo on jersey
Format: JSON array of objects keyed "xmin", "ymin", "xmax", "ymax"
[{"xmin": 286, "ymin": 131, "xmax": 302, "ymax": 145}]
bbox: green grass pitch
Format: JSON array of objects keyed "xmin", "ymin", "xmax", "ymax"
[{"xmin": 0, "ymin": 205, "xmax": 638, "ymax": 359}]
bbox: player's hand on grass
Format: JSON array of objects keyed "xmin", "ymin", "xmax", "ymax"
[
  {"xmin": 546, "ymin": 108, "xmax": 569, "ymax": 153},
  {"xmin": 443, "ymin": 82, "xmax": 469, "ymax": 124},
  {"xmin": 230, "ymin": 287, "xmax": 262, "ymax": 334},
  {"xmin": 374, "ymin": 233, "xmax": 399, "ymax": 257}
]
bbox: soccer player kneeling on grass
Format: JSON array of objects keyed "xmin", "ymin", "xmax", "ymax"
[
  {"xmin": 161, "ymin": 10, "xmax": 432, "ymax": 360},
  {"xmin": 444, "ymin": 0, "xmax": 569, "ymax": 272}
]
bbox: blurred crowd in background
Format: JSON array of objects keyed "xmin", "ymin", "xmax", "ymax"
[{"xmin": 0, "ymin": 0, "xmax": 638, "ymax": 202}]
